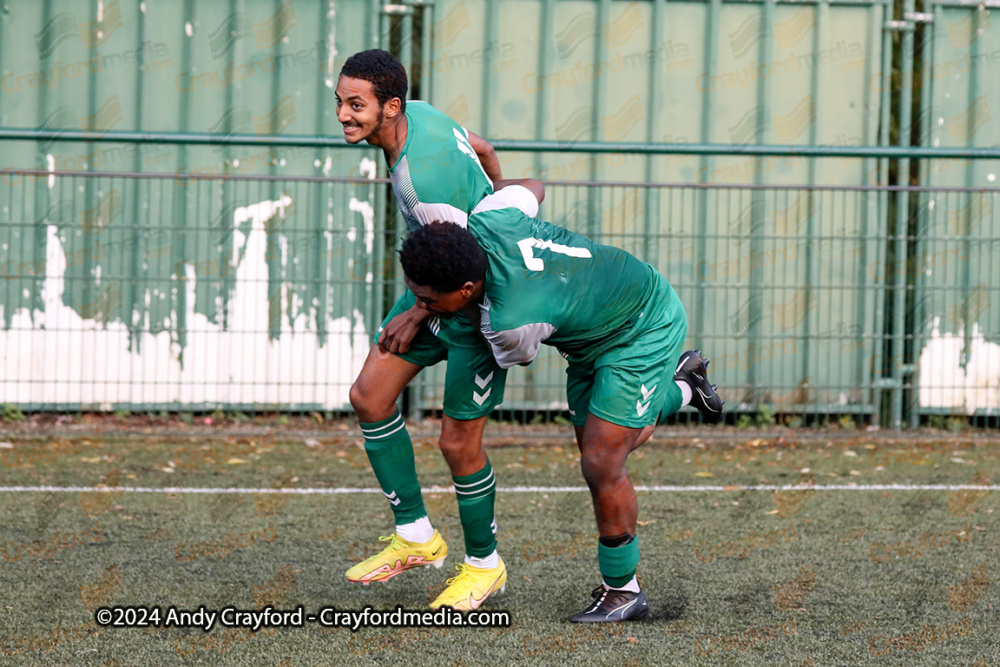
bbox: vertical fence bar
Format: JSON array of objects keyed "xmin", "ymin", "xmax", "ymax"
[
  {"xmin": 587, "ymin": 0, "xmax": 611, "ymax": 240},
  {"xmin": 891, "ymin": 0, "xmax": 916, "ymax": 428},
  {"xmin": 126, "ymin": 4, "xmax": 149, "ymax": 395},
  {"xmin": 533, "ymin": 0, "xmax": 555, "ymax": 182},
  {"xmin": 480, "ymin": 0, "xmax": 498, "ymax": 138},
  {"xmin": 644, "ymin": 0, "xmax": 664, "ymax": 266},
  {"xmin": 33, "ymin": 0, "xmax": 56, "ymax": 402},
  {"xmin": 400, "ymin": 7, "xmax": 414, "ymax": 81},
  {"xmin": 873, "ymin": 0, "xmax": 894, "ymax": 426},
  {"xmin": 858, "ymin": 0, "xmax": 883, "ymax": 423},
  {"xmin": 369, "ymin": 0, "xmax": 382, "ymax": 48},
  {"xmin": 806, "ymin": 0, "xmax": 828, "ymax": 418},
  {"xmin": 696, "ymin": 0, "xmax": 722, "ymax": 413},
  {"xmin": 173, "ymin": 0, "xmax": 197, "ymax": 370},
  {"xmin": 913, "ymin": 0, "xmax": 938, "ymax": 427},
  {"xmin": 85, "ymin": 3, "xmax": 103, "ymax": 406},
  {"xmin": 748, "ymin": 0, "xmax": 775, "ymax": 405},
  {"xmin": 958, "ymin": 2, "xmax": 983, "ymax": 392},
  {"xmin": 421, "ymin": 2, "xmax": 434, "ymax": 104}
]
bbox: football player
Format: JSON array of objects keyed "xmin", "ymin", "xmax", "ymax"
[
  {"xmin": 398, "ymin": 204, "xmax": 723, "ymax": 622},
  {"xmin": 337, "ymin": 49, "xmax": 541, "ymax": 610}
]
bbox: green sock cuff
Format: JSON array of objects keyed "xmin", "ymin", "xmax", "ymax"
[
  {"xmin": 657, "ymin": 382, "xmax": 684, "ymax": 423},
  {"xmin": 598, "ymin": 535, "xmax": 640, "ymax": 588},
  {"xmin": 453, "ymin": 460, "xmax": 493, "ymax": 484},
  {"xmin": 360, "ymin": 410, "xmax": 404, "ymax": 437},
  {"xmin": 453, "ymin": 460, "xmax": 495, "ymax": 499}
]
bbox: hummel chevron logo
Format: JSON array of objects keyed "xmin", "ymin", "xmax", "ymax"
[
  {"xmin": 384, "ymin": 491, "xmax": 401, "ymax": 507},
  {"xmin": 428, "ymin": 317, "xmax": 441, "ymax": 336},
  {"xmin": 473, "ymin": 388, "xmax": 492, "ymax": 406},
  {"xmin": 636, "ymin": 384, "xmax": 656, "ymax": 416},
  {"xmin": 475, "ymin": 371, "xmax": 494, "ymax": 389}
]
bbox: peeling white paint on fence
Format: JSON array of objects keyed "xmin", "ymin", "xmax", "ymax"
[
  {"xmin": 0, "ymin": 197, "xmax": 369, "ymax": 409},
  {"xmin": 919, "ymin": 318, "xmax": 1000, "ymax": 414}
]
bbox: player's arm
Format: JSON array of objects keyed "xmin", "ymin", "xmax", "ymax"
[
  {"xmin": 466, "ymin": 131, "xmax": 503, "ymax": 183},
  {"xmin": 492, "ymin": 178, "xmax": 545, "ymax": 205},
  {"xmin": 470, "ymin": 179, "xmax": 545, "ymax": 219},
  {"xmin": 378, "ymin": 304, "xmax": 432, "ymax": 355}
]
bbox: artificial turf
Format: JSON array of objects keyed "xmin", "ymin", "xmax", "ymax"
[{"xmin": 0, "ymin": 429, "xmax": 997, "ymax": 665}]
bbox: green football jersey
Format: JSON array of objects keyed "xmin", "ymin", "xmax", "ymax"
[
  {"xmin": 388, "ymin": 101, "xmax": 494, "ymax": 231},
  {"xmin": 468, "ymin": 208, "xmax": 665, "ymax": 368}
]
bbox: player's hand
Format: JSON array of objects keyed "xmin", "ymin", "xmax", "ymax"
[{"xmin": 378, "ymin": 305, "xmax": 430, "ymax": 354}]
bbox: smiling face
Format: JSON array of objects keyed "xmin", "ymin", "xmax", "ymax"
[
  {"xmin": 335, "ymin": 75, "xmax": 390, "ymax": 144},
  {"xmin": 404, "ymin": 276, "xmax": 477, "ymax": 316}
]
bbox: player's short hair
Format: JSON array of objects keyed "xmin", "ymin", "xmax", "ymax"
[
  {"xmin": 340, "ymin": 49, "xmax": 408, "ymax": 112},
  {"xmin": 399, "ymin": 222, "xmax": 487, "ymax": 293}
]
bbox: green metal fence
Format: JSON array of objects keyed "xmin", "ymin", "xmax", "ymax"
[
  {"xmin": 412, "ymin": 178, "xmax": 999, "ymax": 426},
  {"xmin": 910, "ymin": 0, "xmax": 1000, "ymax": 426},
  {"xmin": 1, "ymin": 167, "xmax": 997, "ymax": 427},
  {"xmin": 414, "ymin": 178, "xmax": 891, "ymax": 423},
  {"xmin": 1, "ymin": 0, "xmax": 999, "ymax": 426},
  {"xmin": 0, "ymin": 169, "xmax": 382, "ymax": 413}
]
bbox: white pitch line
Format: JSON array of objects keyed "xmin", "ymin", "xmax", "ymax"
[{"xmin": 0, "ymin": 484, "xmax": 996, "ymax": 494}]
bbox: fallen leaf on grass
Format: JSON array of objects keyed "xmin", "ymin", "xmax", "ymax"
[
  {"xmin": 226, "ymin": 458, "xmax": 246, "ymax": 464},
  {"xmin": 694, "ymin": 471, "xmax": 714, "ymax": 478}
]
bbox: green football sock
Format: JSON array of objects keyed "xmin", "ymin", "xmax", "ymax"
[
  {"xmin": 360, "ymin": 411, "xmax": 426, "ymax": 525},
  {"xmin": 598, "ymin": 534, "xmax": 640, "ymax": 588},
  {"xmin": 453, "ymin": 460, "xmax": 498, "ymax": 558},
  {"xmin": 657, "ymin": 381, "xmax": 685, "ymax": 422}
]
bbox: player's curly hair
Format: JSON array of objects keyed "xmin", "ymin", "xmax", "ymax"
[
  {"xmin": 399, "ymin": 222, "xmax": 487, "ymax": 293},
  {"xmin": 340, "ymin": 49, "xmax": 408, "ymax": 112}
]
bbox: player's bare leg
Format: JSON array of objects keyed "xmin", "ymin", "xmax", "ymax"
[
  {"xmin": 345, "ymin": 346, "xmax": 447, "ymax": 585},
  {"xmin": 576, "ymin": 415, "xmax": 644, "ymax": 538},
  {"xmin": 575, "ymin": 423, "xmax": 654, "ymax": 456},
  {"xmin": 570, "ymin": 415, "xmax": 650, "ymax": 623},
  {"xmin": 350, "ymin": 345, "xmax": 421, "ymax": 422},
  {"xmin": 437, "ymin": 415, "xmax": 488, "ymax": 474}
]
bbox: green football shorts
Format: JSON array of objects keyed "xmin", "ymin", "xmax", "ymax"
[
  {"xmin": 565, "ymin": 273, "xmax": 688, "ymax": 429},
  {"xmin": 375, "ymin": 290, "xmax": 507, "ymax": 420}
]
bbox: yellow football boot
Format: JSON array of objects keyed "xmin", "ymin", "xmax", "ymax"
[
  {"xmin": 429, "ymin": 556, "xmax": 507, "ymax": 610},
  {"xmin": 346, "ymin": 531, "xmax": 447, "ymax": 585}
]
